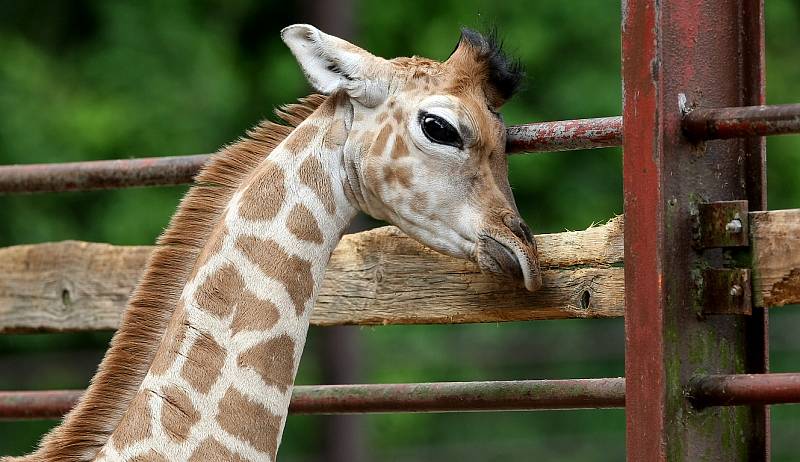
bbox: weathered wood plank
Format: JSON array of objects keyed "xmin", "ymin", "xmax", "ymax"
[
  {"xmin": 0, "ymin": 217, "xmax": 625, "ymax": 332},
  {"xmin": 751, "ymin": 209, "xmax": 800, "ymax": 308}
]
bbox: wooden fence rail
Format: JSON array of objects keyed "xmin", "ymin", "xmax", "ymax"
[{"xmin": 0, "ymin": 210, "xmax": 797, "ymax": 333}]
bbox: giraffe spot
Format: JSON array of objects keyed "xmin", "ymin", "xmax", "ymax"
[
  {"xmin": 383, "ymin": 165, "xmax": 413, "ymax": 189},
  {"xmin": 151, "ymin": 303, "xmax": 188, "ymax": 375},
  {"xmin": 390, "ymin": 135, "xmax": 409, "ymax": 159},
  {"xmin": 376, "ymin": 111, "xmax": 389, "ymax": 124},
  {"xmin": 112, "ymin": 391, "xmax": 152, "ymax": 451},
  {"xmin": 159, "ymin": 385, "xmax": 200, "ymax": 442},
  {"xmin": 284, "ymin": 124, "xmax": 319, "ymax": 154},
  {"xmin": 322, "ymin": 118, "xmax": 347, "ymax": 151},
  {"xmin": 358, "ymin": 129, "xmax": 375, "ymax": 147},
  {"xmin": 392, "ymin": 108, "xmax": 404, "ymax": 124},
  {"xmin": 194, "ymin": 264, "xmax": 244, "ymax": 318},
  {"xmin": 181, "ymin": 331, "xmax": 225, "ymax": 394},
  {"xmin": 216, "ymin": 388, "xmax": 283, "ymax": 457},
  {"xmin": 286, "ymin": 203, "xmax": 324, "ymax": 244},
  {"xmin": 237, "ymin": 334, "xmax": 296, "ymax": 393},
  {"xmin": 370, "ymin": 124, "xmax": 392, "ymax": 157},
  {"xmin": 230, "ymin": 291, "xmax": 281, "ymax": 335},
  {"xmin": 236, "ymin": 236, "xmax": 314, "ymax": 316},
  {"xmin": 298, "ymin": 156, "xmax": 336, "ymax": 215},
  {"xmin": 189, "ymin": 438, "xmax": 248, "ymax": 462},
  {"xmin": 239, "ymin": 161, "xmax": 285, "ymax": 222},
  {"xmin": 130, "ymin": 450, "xmax": 168, "ymax": 462},
  {"xmin": 410, "ymin": 192, "xmax": 429, "ymax": 214},
  {"xmin": 405, "ymin": 80, "xmax": 418, "ymax": 91}
]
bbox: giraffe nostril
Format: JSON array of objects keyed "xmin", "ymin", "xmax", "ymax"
[{"xmin": 504, "ymin": 215, "xmax": 533, "ymax": 246}]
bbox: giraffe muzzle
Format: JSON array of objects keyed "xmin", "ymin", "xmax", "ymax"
[{"xmin": 476, "ymin": 216, "xmax": 542, "ymax": 292}]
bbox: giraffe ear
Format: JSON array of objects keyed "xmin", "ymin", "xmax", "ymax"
[{"xmin": 281, "ymin": 24, "xmax": 390, "ymax": 107}]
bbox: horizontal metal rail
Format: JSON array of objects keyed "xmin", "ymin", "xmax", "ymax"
[
  {"xmin": 683, "ymin": 103, "xmax": 800, "ymax": 140},
  {"xmin": 690, "ymin": 373, "xmax": 800, "ymax": 407},
  {"xmin": 0, "ymin": 154, "xmax": 209, "ymax": 194},
  {"xmin": 505, "ymin": 116, "xmax": 623, "ymax": 153},
  {"xmin": 0, "ymin": 378, "xmax": 625, "ymax": 420},
  {"xmin": 0, "ymin": 117, "xmax": 622, "ymax": 194}
]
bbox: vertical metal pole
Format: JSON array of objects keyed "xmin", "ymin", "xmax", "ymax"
[{"xmin": 622, "ymin": 0, "xmax": 768, "ymax": 460}]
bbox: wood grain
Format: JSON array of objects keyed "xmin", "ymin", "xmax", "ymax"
[
  {"xmin": 0, "ymin": 217, "xmax": 625, "ymax": 332},
  {"xmin": 751, "ymin": 209, "xmax": 800, "ymax": 308}
]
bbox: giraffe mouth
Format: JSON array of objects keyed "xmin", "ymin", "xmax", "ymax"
[{"xmin": 476, "ymin": 233, "xmax": 542, "ymax": 292}]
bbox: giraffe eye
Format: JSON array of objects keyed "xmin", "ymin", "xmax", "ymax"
[{"xmin": 419, "ymin": 112, "xmax": 463, "ymax": 149}]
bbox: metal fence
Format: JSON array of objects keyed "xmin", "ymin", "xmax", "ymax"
[{"xmin": 1, "ymin": 0, "xmax": 800, "ymax": 460}]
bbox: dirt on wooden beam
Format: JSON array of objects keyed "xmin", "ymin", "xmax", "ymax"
[{"xmin": 0, "ymin": 218, "xmax": 625, "ymax": 332}]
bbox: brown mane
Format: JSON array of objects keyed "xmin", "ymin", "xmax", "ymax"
[{"xmin": 14, "ymin": 95, "xmax": 327, "ymax": 462}]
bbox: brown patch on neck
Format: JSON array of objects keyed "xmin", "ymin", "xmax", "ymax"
[
  {"xmin": 194, "ymin": 263, "xmax": 244, "ymax": 318},
  {"xmin": 283, "ymin": 124, "xmax": 320, "ymax": 154},
  {"xmin": 286, "ymin": 203, "xmax": 324, "ymax": 243},
  {"xmin": 216, "ymin": 388, "xmax": 283, "ymax": 457},
  {"xmin": 298, "ymin": 156, "xmax": 337, "ymax": 215},
  {"xmin": 181, "ymin": 330, "xmax": 226, "ymax": 394},
  {"xmin": 130, "ymin": 449, "xmax": 168, "ymax": 462},
  {"xmin": 190, "ymin": 438, "xmax": 248, "ymax": 462},
  {"xmin": 322, "ymin": 118, "xmax": 347, "ymax": 151},
  {"xmin": 239, "ymin": 160, "xmax": 286, "ymax": 222},
  {"xmin": 159, "ymin": 385, "xmax": 200, "ymax": 442},
  {"xmin": 25, "ymin": 95, "xmax": 328, "ymax": 462},
  {"xmin": 231, "ymin": 293, "xmax": 281, "ymax": 334},
  {"xmin": 235, "ymin": 236, "xmax": 314, "ymax": 316},
  {"xmin": 237, "ymin": 333, "xmax": 296, "ymax": 393}
]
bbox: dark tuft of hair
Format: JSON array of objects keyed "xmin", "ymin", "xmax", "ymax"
[{"xmin": 456, "ymin": 27, "xmax": 525, "ymax": 101}]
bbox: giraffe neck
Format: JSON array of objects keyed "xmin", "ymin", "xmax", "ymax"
[{"xmin": 97, "ymin": 96, "xmax": 357, "ymax": 462}]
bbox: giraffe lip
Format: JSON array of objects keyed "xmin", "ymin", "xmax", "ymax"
[
  {"xmin": 477, "ymin": 233, "xmax": 542, "ymax": 292},
  {"xmin": 478, "ymin": 235, "xmax": 523, "ymax": 280}
]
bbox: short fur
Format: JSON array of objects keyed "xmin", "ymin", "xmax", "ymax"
[{"xmin": 8, "ymin": 95, "xmax": 327, "ymax": 462}]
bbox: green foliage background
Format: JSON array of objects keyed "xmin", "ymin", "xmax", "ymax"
[{"xmin": 0, "ymin": 1, "xmax": 798, "ymax": 460}]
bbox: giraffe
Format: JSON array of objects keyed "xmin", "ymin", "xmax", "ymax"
[{"xmin": 8, "ymin": 24, "xmax": 541, "ymax": 462}]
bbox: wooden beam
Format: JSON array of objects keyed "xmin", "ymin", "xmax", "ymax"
[
  {"xmin": 751, "ymin": 209, "xmax": 800, "ymax": 308},
  {"xmin": 0, "ymin": 218, "xmax": 624, "ymax": 332},
  {"xmin": 1, "ymin": 210, "xmax": 796, "ymax": 333}
]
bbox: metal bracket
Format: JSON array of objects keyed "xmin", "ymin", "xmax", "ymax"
[
  {"xmin": 697, "ymin": 200, "xmax": 749, "ymax": 248},
  {"xmin": 701, "ymin": 268, "xmax": 752, "ymax": 315}
]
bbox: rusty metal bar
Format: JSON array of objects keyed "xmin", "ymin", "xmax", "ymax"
[
  {"xmin": 0, "ymin": 378, "xmax": 625, "ymax": 420},
  {"xmin": 0, "ymin": 154, "xmax": 210, "ymax": 194},
  {"xmin": 0, "ymin": 118, "xmax": 622, "ymax": 194},
  {"xmin": 690, "ymin": 373, "xmax": 800, "ymax": 407},
  {"xmin": 505, "ymin": 116, "xmax": 622, "ymax": 153},
  {"xmin": 683, "ymin": 103, "xmax": 800, "ymax": 140},
  {"xmin": 622, "ymin": 0, "xmax": 767, "ymax": 460}
]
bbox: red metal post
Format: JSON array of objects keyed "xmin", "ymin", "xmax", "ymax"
[{"xmin": 622, "ymin": 0, "xmax": 767, "ymax": 460}]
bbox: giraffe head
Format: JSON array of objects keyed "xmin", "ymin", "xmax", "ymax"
[{"xmin": 282, "ymin": 25, "xmax": 541, "ymax": 292}]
